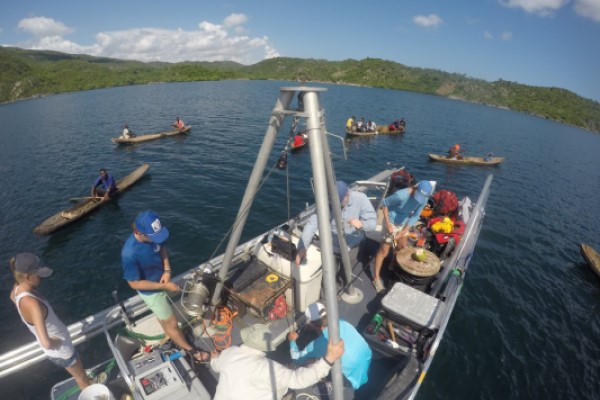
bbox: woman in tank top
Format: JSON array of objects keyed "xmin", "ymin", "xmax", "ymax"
[{"xmin": 9, "ymin": 253, "xmax": 90, "ymax": 390}]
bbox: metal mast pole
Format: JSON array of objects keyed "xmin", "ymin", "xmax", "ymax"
[
  {"xmin": 319, "ymin": 117, "xmax": 362, "ymax": 303},
  {"xmin": 210, "ymin": 89, "xmax": 294, "ymax": 307},
  {"xmin": 302, "ymin": 89, "xmax": 344, "ymax": 400}
]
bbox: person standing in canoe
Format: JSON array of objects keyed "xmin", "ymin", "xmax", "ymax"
[
  {"xmin": 91, "ymin": 168, "xmax": 117, "ymax": 200},
  {"xmin": 121, "ymin": 211, "xmax": 208, "ymax": 361},
  {"xmin": 172, "ymin": 117, "xmax": 185, "ymax": 132},
  {"xmin": 9, "ymin": 253, "xmax": 91, "ymax": 391}
]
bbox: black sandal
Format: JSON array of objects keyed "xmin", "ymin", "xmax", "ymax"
[{"xmin": 186, "ymin": 347, "xmax": 211, "ymax": 363}]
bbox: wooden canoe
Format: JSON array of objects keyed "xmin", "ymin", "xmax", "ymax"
[
  {"xmin": 346, "ymin": 127, "xmax": 378, "ymax": 137},
  {"xmin": 111, "ymin": 126, "xmax": 192, "ymax": 144},
  {"xmin": 33, "ymin": 164, "xmax": 150, "ymax": 235},
  {"xmin": 376, "ymin": 125, "xmax": 405, "ymax": 134},
  {"xmin": 580, "ymin": 243, "xmax": 600, "ymax": 279},
  {"xmin": 428, "ymin": 153, "xmax": 505, "ymax": 166}
]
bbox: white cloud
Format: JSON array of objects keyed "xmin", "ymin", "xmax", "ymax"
[
  {"xmin": 15, "ymin": 13, "xmax": 279, "ymax": 64},
  {"xmin": 484, "ymin": 31, "xmax": 494, "ymax": 39},
  {"xmin": 413, "ymin": 14, "xmax": 443, "ymax": 28},
  {"xmin": 18, "ymin": 16, "xmax": 74, "ymax": 37},
  {"xmin": 499, "ymin": 0, "xmax": 568, "ymax": 16},
  {"xmin": 501, "ymin": 31, "xmax": 513, "ymax": 40},
  {"xmin": 224, "ymin": 13, "xmax": 248, "ymax": 28},
  {"xmin": 574, "ymin": 0, "xmax": 600, "ymax": 22}
]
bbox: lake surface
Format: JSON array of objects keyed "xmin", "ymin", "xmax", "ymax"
[{"xmin": 0, "ymin": 80, "xmax": 599, "ymax": 399}]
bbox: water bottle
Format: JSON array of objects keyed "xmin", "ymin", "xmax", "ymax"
[
  {"xmin": 366, "ymin": 313, "xmax": 383, "ymax": 334},
  {"xmin": 267, "ymin": 232, "xmax": 274, "ymax": 243}
]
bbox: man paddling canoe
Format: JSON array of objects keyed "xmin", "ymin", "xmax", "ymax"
[{"xmin": 91, "ymin": 168, "xmax": 117, "ymax": 200}]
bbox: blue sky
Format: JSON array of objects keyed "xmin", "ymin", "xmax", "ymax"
[{"xmin": 1, "ymin": 0, "xmax": 599, "ymax": 101}]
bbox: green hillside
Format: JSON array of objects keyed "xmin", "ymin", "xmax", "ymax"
[{"xmin": 1, "ymin": 47, "xmax": 598, "ymax": 133}]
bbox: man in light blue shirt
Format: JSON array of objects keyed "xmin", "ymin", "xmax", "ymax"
[
  {"xmin": 372, "ymin": 180, "xmax": 433, "ymax": 292},
  {"xmin": 288, "ymin": 302, "xmax": 371, "ymax": 391},
  {"xmin": 295, "ymin": 181, "xmax": 377, "ymax": 266}
]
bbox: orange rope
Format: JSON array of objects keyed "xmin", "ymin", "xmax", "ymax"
[{"xmin": 205, "ymin": 306, "xmax": 237, "ymax": 351}]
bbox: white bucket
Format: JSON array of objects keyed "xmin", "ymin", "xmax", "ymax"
[{"xmin": 78, "ymin": 383, "xmax": 116, "ymax": 400}]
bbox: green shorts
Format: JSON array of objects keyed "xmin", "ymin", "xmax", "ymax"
[{"xmin": 138, "ymin": 291, "xmax": 173, "ymax": 321}]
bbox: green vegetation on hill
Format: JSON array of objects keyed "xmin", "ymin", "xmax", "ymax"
[{"xmin": 1, "ymin": 47, "xmax": 598, "ymax": 133}]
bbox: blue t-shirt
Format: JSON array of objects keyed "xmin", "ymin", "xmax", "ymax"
[
  {"xmin": 94, "ymin": 174, "xmax": 116, "ymax": 191},
  {"xmin": 382, "ymin": 187, "xmax": 426, "ymax": 228},
  {"xmin": 290, "ymin": 320, "xmax": 372, "ymax": 389},
  {"xmin": 121, "ymin": 234, "xmax": 164, "ymax": 295}
]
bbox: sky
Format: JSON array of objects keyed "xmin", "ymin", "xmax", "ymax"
[{"xmin": 1, "ymin": 0, "xmax": 599, "ymax": 102}]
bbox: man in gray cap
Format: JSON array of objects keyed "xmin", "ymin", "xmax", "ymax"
[
  {"xmin": 9, "ymin": 253, "xmax": 91, "ymax": 390},
  {"xmin": 295, "ymin": 180, "xmax": 377, "ymax": 266},
  {"xmin": 210, "ymin": 323, "xmax": 344, "ymax": 400}
]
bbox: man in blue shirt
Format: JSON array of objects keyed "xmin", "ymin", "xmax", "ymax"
[
  {"xmin": 121, "ymin": 210, "xmax": 205, "ymax": 360},
  {"xmin": 372, "ymin": 180, "xmax": 433, "ymax": 292},
  {"xmin": 91, "ymin": 168, "xmax": 117, "ymax": 199},
  {"xmin": 288, "ymin": 302, "xmax": 371, "ymax": 391},
  {"xmin": 295, "ymin": 181, "xmax": 377, "ymax": 266}
]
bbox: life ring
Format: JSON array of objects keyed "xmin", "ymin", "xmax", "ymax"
[{"xmin": 265, "ymin": 273, "xmax": 279, "ymax": 283}]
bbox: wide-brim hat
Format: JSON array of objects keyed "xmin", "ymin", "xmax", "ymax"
[{"xmin": 241, "ymin": 324, "xmax": 273, "ymax": 352}]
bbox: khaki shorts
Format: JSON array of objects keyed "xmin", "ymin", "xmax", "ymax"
[{"xmin": 139, "ymin": 291, "xmax": 173, "ymax": 321}]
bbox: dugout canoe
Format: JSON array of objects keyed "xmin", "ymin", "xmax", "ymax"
[
  {"xmin": 346, "ymin": 127, "xmax": 378, "ymax": 137},
  {"xmin": 428, "ymin": 153, "xmax": 504, "ymax": 166},
  {"xmin": 376, "ymin": 124, "xmax": 405, "ymax": 134},
  {"xmin": 111, "ymin": 126, "xmax": 191, "ymax": 144},
  {"xmin": 580, "ymin": 243, "xmax": 600, "ymax": 279},
  {"xmin": 33, "ymin": 164, "xmax": 150, "ymax": 235}
]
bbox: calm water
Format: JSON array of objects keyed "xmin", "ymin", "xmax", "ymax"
[{"xmin": 1, "ymin": 81, "xmax": 599, "ymax": 399}]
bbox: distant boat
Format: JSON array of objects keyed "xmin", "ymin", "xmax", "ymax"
[
  {"xmin": 33, "ymin": 164, "xmax": 149, "ymax": 235},
  {"xmin": 428, "ymin": 153, "xmax": 504, "ymax": 166},
  {"xmin": 580, "ymin": 243, "xmax": 600, "ymax": 278},
  {"xmin": 111, "ymin": 126, "xmax": 191, "ymax": 144},
  {"xmin": 376, "ymin": 124, "xmax": 405, "ymax": 134},
  {"xmin": 346, "ymin": 127, "xmax": 378, "ymax": 137},
  {"xmin": 290, "ymin": 132, "xmax": 308, "ymax": 152}
]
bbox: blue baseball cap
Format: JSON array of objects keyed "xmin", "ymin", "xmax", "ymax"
[
  {"xmin": 336, "ymin": 181, "xmax": 348, "ymax": 201},
  {"xmin": 413, "ymin": 181, "xmax": 433, "ymax": 204},
  {"xmin": 134, "ymin": 211, "xmax": 169, "ymax": 244}
]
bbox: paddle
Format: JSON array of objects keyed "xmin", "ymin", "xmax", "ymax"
[{"xmin": 69, "ymin": 196, "xmax": 103, "ymax": 202}]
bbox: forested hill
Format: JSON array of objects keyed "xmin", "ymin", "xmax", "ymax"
[{"xmin": 1, "ymin": 46, "xmax": 599, "ymax": 133}]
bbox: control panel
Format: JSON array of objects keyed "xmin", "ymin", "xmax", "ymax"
[{"xmin": 129, "ymin": 350, "xmax": 188, "ymax": 400}]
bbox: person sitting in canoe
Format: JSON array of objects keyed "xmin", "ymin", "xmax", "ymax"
[
  {"xmin": 367, "ymin": 120, "xmax": 377, "ymax": 132},
  {"xmin": 447, "ymin": 144, "xmax": 464, "ymax": 159},
  {"xmin": 120, "ymin": 124, "xmax": 136, "ymax": 139},
  {"xmin": 91, "ymin": 168, "xmax": 117, "ymax": 200},
  {"xmin": 172, "ymin": 117, "xmax": 185, "ymax": 132}
]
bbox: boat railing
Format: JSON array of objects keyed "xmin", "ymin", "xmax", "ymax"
[
  {"xmin": 0, "ymin": 233, "xmax": 265, "ymax": 379},
  {"xmin": 406, "ymin": 174, "xmax": 493, "ymax": 400},
  {"xmin": 103, "ymin": 306, "xmax": 137, "ymax": 391},
  {"xmin": 430, "ymin": 174, "xmax": 493, "ymax": 296}
]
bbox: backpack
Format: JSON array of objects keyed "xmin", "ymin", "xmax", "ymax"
[
  {"xmin": 387, "ymin": 169, "xmax": 415, "ymax": 196},
  {"xmin": 430, "ymin": 190, "xmax": 459, "ymax": 217}
]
